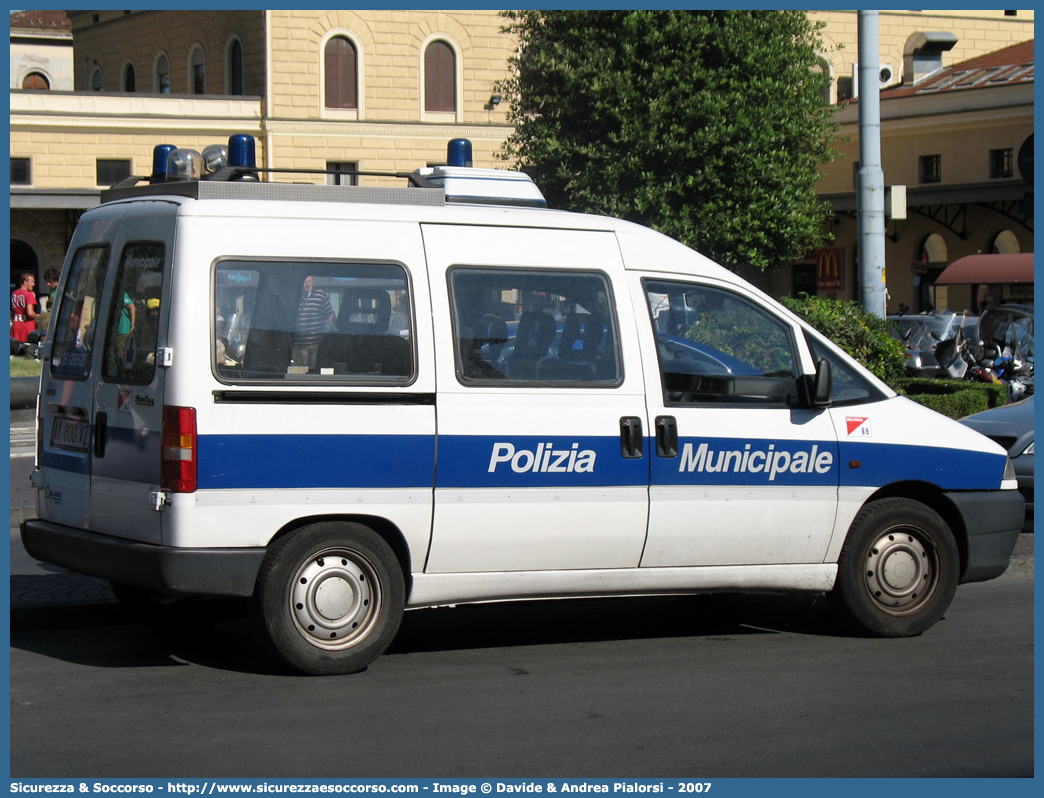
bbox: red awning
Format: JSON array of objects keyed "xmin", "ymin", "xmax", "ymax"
[{"xmin": 935, "ymin": 253, "xmax": 1034, "ymax": 285}]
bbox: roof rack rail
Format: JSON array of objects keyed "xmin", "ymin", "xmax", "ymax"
[{"xmin": 102, "ymin": 136, "xmax": 546, "ymax": 208}]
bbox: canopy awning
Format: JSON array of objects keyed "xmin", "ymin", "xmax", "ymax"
[{"xmin": 934, "ymin": 253, "xmax": 1034, "ymax": 285}]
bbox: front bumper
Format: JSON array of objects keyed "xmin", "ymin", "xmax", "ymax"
[
  {"xmin": 945, "ymin": 490, "xmax": 1025, "ymax": 584},
  {"xmin": 20, "ymin": 518, "xmax": 266, "ymax": 598}
]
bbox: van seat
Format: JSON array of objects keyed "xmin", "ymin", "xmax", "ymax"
[
  {"xmin": 338, "ymin": 288, "xmax": 391, "ymax": 334},
  {"xmin": 559, "ymin": 312, "xmax": 604, "ymax": 361},
  {"xmin": 315, "ymin": 333, "xmax": 411, "ymax": 377},
  {"xmin": 535, "ymin": 358, "xmax": 597, "ymax": 382}
]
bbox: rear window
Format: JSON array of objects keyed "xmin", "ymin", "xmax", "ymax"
[
  {"xmin": 214, "ymin": 260, "xmax": 414, "ymax": 385},
  {"xmin": 49, "ymin": 245, "xmax": 109, "ymax": 380},
  {"xmin": 102, "ymin": 243, "xmax": 165, "ymax": 384}
]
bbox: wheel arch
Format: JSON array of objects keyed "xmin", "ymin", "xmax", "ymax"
[
  {"xmin": 266, "ymin": 513, "xmax": 414, "ymax": 596},
  {"xmin": 863, "ymin": 481, "xmax": 969, "ymax": 579}
]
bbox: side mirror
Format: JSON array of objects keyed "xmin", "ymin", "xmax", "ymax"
[{"xmin": 811, "ymin": 358, "xmax": 832, "ymax": 408}]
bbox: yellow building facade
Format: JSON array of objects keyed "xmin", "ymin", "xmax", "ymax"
[{"xmin": 9, "ymin": 9, "xmax": 1035, "ymax": 311}]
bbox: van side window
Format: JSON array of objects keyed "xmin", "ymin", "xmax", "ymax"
[
  {"xmin": 214, "ymin": 260, "xmax": 414, "ymax": 384},
  {"xmin": 644, "ymin": 279, "xmax": 800, "ymax": 406},
  {"xmin": 49, "ymin": 245, "xmax": 110, "ymax": 380},
  {"xmin": 449, "ymin": 268, "xmax": 620, "ymax": 386},
  {"xmin": 805, "ymin": 333, "xmax": 885, "ymax": 405},
  {"xmin": 102, "ymin": 243, "xmax": 165, "ymax": 384}
]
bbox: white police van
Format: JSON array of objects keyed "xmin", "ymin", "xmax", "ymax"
[{"xmin": 22, "ymin": 136, "xmax": 1024, "ymax": 675}]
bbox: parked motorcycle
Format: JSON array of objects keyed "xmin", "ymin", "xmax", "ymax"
[{"xmin": 935, "ymin": 305, "xmax": 1034, "ymax": 400}]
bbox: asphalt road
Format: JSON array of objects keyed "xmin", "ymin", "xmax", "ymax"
[
  {"xmin": 9, "ymin": 423, "xmax": 1035, "ymax": 778},
  {"xmin": 9, "ymin": 573, "xmax": 1034, "ymax": 778}
]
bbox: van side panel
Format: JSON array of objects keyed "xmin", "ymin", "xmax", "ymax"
[
  {"xmin": 157, "ymin": 213, "xmax": 438, "ymax": 564},
  {"xmin": 422, "ymin": 223, "xmax": 652, "ymax": 573}
]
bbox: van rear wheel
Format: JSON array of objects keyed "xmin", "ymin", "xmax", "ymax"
[
  {"xmin": 833, "ymin": 498, "xmax": 959, "ymax": 637},
  {"xmin": 254, "ymin": 522, "xmax": 405, "ymax": 676}
]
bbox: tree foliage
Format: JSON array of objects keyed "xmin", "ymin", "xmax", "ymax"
[{"xmin": 499, "ymin": 10, "xmax": 838, "ymax": 271}]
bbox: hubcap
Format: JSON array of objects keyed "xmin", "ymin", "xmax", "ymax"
[
  {"xmin": 290, "ymin": 549, "xmax": 380, "ymax": 650},
  {"xmin": 863, "ymin": 528, "xmax": 936, "ymax": 615}
]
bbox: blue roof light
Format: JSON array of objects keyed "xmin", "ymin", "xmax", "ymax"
[
  {"xmin": 150, "ymin": 144, "xmax": 177, "ymax": 183},
  {"xmin": 447, "ymin": 138, "xmax": 473, "ymax": 168},
  {"xmin": 228, "ymin": 135, "xmax": 256, "ymax": 169}
]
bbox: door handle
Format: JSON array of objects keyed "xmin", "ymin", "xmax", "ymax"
[
  {"xmin": 93, "ymin": 411, "xmax": 107, "ymax": 458},
  {"xmin": 620, "ymin": 416, "xmax": 644, "ymax": 459},
  {"xmin": 656, "ymin": 415, "xmax": 678, "ymax": 458}
]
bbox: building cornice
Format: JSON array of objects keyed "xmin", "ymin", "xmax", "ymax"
[
  {"xmin": 262, "ymin": 119, "xmax": 514, "ymax": 141},
  {"xmin": 832, "ymin": 83, "xmax": 1033, "ymax": 130}
]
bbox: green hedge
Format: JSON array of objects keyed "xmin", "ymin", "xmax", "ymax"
[
  {"xmin": 892, "ymin": 378, "xmax": 1006, "ymax": 419},
  {"xmin": 780, "ymin": 295, "xmax": 906, "ymax": 384},
  {"xmin": 778, "ymin": 295, "xmax": 1008, "ymax": 420}
]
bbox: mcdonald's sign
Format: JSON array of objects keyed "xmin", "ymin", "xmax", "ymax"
[{"xmin": 817, "ymin": 248, "xmax": 844, "ymax": 291}]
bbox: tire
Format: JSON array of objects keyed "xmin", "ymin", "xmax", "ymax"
[
  {"xmin": 832, "ymin": 498, "xmax": 959, "ymax": 637},
  {"xmin": 254, "ymin": 522, "xmax": 405, "ymax": 676}
]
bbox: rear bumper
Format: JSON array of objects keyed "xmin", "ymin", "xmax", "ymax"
[
  {"xmin": 20, "ymin": 518, "xmax": 265, "ymax": 598},
  {"xmin": 945, "ymin": 490, "xmax": 1025, "ymax": 584}
]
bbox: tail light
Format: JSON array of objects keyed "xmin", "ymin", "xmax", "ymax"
[{"xmin": 162, "ymin": 406, "xmax": 197, "ymax": 493}]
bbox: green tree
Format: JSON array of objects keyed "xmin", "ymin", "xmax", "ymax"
[{"xmin": 499, "ymin": 10, "xmax": 838, "ymax": 271}]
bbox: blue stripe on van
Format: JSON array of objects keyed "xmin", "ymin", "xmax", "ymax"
[
  {"xmin": 436, "ymin": 435, "xmax": 647, "ymax": 489},
  {"xmin": 653, "ymin": 437, "xmax": 839, "ymax": 487},
  {"xmin": 652, "ymin": 436, "xmax": 1006, "ymax": 491},
  {"xmin": 194, "ymin": 435, "xmax": 1006, "ymax": 492},
  {"xmin": 40, "ymin": 448, "xmax": 90, "ymax": 476},
  {"xmin": 838, "ymin": 440, "xmax": 1007, "ymax": 491},
  {"xmin": 197, "ymin": 434, "xmax": 435, "ymax": 490}
]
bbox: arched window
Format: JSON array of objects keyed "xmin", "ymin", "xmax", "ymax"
[
  {"xmin": 814, "ymin": 57, "xmax": 832, "ymax": 104},
  {"xmin": 90, "ymin": 67, "xmax": 104, "ymax": 92},
  {"xmin": 155, "ymin": 53, "xmax": 170, "ymax": 94},
  {"xmin": 424, "ymin": 40, "xmax": 456, "ymax": 113},
  {"xmin": 227, "ymin": 38, "xmax": 244, "ymax": 95},
  {"xmin": 324, "ymin": 36, "xmax": 357, "ymax": 109},
  {"xmin": 190, "ymin": 46, "xmax": 206, "ymax": 94},
  {"xmin": 918, "ymin": 233, "xmax": 948, "ymax": 264},
  {"xmin": 22, "ymin": 72, "xmax": 49, "ymax": 90},
  {"xmin": 123, "ymin": 62, "xmax": 136, "ymax": 93},
  {"xmin": 989, "ymin": 230, "xmax": 1020, "ymax": 254}
]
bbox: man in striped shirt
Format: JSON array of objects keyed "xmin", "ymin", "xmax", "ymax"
[{"xmin": 292, "ymin": 275, "xmax": 334, "ymax": 370}]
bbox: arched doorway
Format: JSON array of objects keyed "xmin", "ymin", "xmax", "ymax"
[
  {"xmin": 11, "ymin": 239, "xmax": 39, "ymax": 298},
  {"xmin": 914, "ymin": 233, "xmax": 948, "ymax": 312}
]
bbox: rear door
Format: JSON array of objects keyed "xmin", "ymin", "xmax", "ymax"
[
  {"xmin": 423, "ymin": 223, "xmax": 650, "ymax": 573},
  {"xmin": 37, "ymin": 238, "xmax": 111, "ymax": 530},
  {"xmin": 90, "ymin": 209, "xmax": 173, "ymax": 544},
  {"xmin": 38, "ymin": 200, "xmax": 175, "ymax": 542}
]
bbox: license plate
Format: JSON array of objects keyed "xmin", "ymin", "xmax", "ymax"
[{"xmin": 50, "ymin": 417, "xmax": 90, "ymax": 453}]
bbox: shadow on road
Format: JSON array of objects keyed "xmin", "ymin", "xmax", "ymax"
[{"xmin": 11, "ymin": 591, "xmax": 853, "ymax": 676}]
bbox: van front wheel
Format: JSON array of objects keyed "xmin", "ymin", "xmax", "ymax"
[
  {"xmin": 833, "ymin": 498, "xmax": 959, "ymax": 637},
  {"xmin": 255, "ymin": 522, "xmax": 404, "ymax": 675}
]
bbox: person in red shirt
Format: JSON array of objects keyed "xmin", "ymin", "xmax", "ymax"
[{"xmin": 11, "ymin": 272, "xmax": 38, "ymax": 343}]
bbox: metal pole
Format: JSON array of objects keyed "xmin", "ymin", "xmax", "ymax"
[{"xmin": 857, "ymin": 10, "xmax": 887, "ymax": 318}]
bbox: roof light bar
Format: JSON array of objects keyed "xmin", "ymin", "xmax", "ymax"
[
  {"xmin": 150, "ymin": 144, "xmax": 177, "ymax": 184},
  {"xmin": 447, "ymin": 138, "xmax": 473, "ymax": 168}
]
